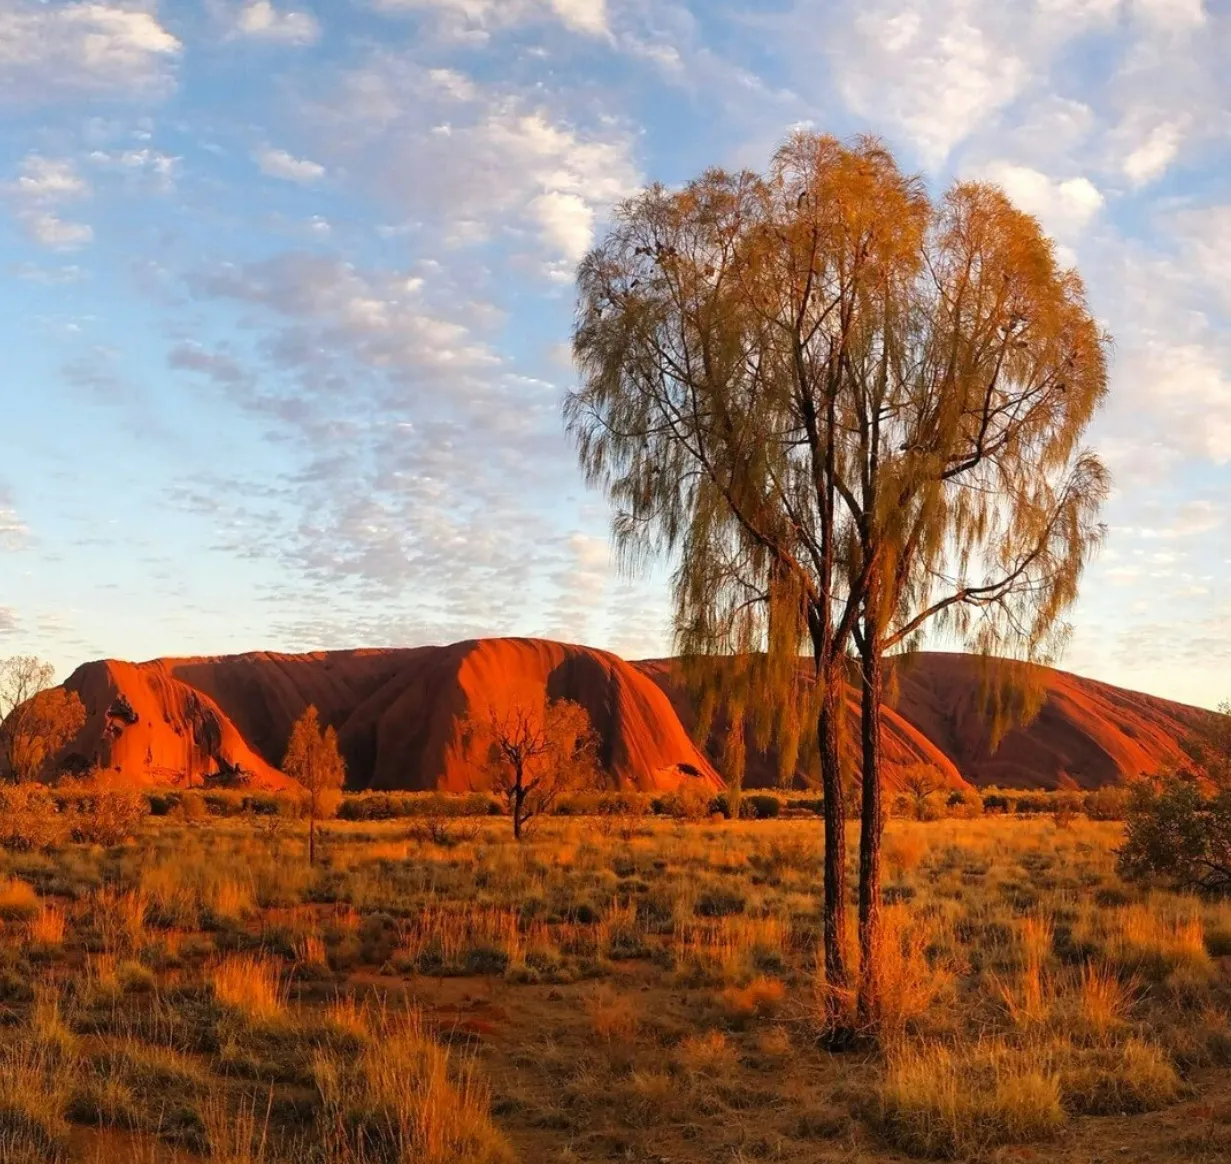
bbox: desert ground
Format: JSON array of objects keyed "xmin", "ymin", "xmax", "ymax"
[{"xmin": 1, "ymin": 806, "xmax": 1229, "ymax": 1164}]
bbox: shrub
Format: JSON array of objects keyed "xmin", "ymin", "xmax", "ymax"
[
  {"xmin": 1084, "ymin": 786, "xmax": 1130, "ymax": 821},
  {"xmin": 1118, "ymin": 781, "xmax": 1231, "ymax": 895},
  {"xmin": 652, "ymin": 783, "xmax": 713, "ymax": 820},
  {"xmin": 69, "ymin": 788, "xmax": 144, "ymax": 845},
  {"xmin": 0, "ymin": 785, "xmax": 66, "ymax": 851},
  {"xmin": 945, "ymin": 789, "xmax": 984, "ymax": 819},
  {"xmin": 742, "ymin": 794, "xmax": 782, "ymax": 820}
]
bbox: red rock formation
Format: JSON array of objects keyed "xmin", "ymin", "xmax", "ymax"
[
  {"xmin": 61, "ymin": 660, "xmax": 290, "ymax": 789},
  {"xmin": 43, "ymin": 641, "xmax": 1209, "ymax": 792},
  {"xmin": 58, "ymin": 639, "xmax": 720, "ymax": 792},
  {"xmin": 633, "ymin": 659, "xmax": 970, "ymax": 792},
  {"xmin": 885, "ymin": 652, "xmax": 1205, "ymax": 789}
]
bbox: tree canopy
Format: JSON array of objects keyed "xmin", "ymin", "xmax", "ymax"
[{"xmin": 567, "ymin": 131, "xmax": 1109, "ymax": 1022}]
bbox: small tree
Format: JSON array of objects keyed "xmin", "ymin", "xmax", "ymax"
[
  {"xmin": 1118, "ymin": 780, "xmax": 1231, "ymax": 896},
  {"xmin": 0, "ymin": 657, "xmax": 86, "ymax": 783},
  {"xmin": 282, "ymin": 705, "xmax": 346, "ymax": 865},
  {"xmin": 471, "ymin": 699, "xmax": 600, "ymax": 840},
  {"xmin": 1182, "ymin": 700, "xmax": 1231, "ymax": 787},
  {"xmin": 900, "ymin": 765, "xmax": 943, "ymax": 822}
]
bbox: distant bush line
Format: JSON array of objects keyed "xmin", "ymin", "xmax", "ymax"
[{"xmin": 125, "ymin": 783, "xmax": 1133, "ymax": 822}]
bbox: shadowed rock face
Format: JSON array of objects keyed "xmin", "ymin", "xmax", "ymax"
[
  {"xmin": 635, "ymin": 652, "xmax": 1206, "ymax": 791},
  {"xmin": 51, "ymin": 641, "xmax": 1207, "ymax": 792},
  {"xmin": 883, "ymin": 652, "xmax": 1206, "ymax": 790}
]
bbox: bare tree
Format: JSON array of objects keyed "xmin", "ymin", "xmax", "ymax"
[
  {"xmin": 470, "ymin": 699, "xmax": 600, "ymax": 840},
  {"xmin": 0, "ymin": 657, "xmax": 86, "ymax": 783},
  {"xmin": 282, "ymin": 705, "xmax": 346, "ymax": 865}
]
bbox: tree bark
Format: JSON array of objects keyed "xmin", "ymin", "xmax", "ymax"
[
  {"xmin": 309, "ymin": 812, "xmax": 316, "ymax": 867},
  {"xmin": 817, "ymin": 663, "xmax": 849, "ymax": 1006},
  {"xmin": 857, "ymin": 634, "xmax": 884, "ymax": 1028}
]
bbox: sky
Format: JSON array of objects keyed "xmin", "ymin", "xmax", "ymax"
[{"xmin": 0, "ymin": 0, "xmax": 1228, "ymax": 709}]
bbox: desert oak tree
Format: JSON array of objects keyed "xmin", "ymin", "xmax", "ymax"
[
  {"xmin": 282, "ymin": 705, "xmax": 346, "ymax": 865},
  {"xmin": 566, "ymin": 132, "xmax": 1108, "ymax": 1025}
]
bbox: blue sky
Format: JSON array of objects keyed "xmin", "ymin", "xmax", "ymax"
[{"xmin": 0, "ymin": 0, "xmax": 1228, "ymax": 708}]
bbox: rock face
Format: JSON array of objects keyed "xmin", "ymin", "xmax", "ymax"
[
  {"xmin": 61, "ymin": 659, "xmax": 291, "ymax": 789},
  {"xmin": 48, "ymin": 640, "xmax": 1208, "ymax": 792},
  {"xmin": 885, "ymin": 652, "xmax": 1205, "ymax": 790},
  {"xmin": 637, "ymin": 653, "xmax": 1206, "ymax": 791},
  {"xmin": 632, "ymin": 659, "xmax": 971, "ymax": 793},
  {"xmin": 59, "ymin": 639, "xmax": 721, "ymax": 792}
]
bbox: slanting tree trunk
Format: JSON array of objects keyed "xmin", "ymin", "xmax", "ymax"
[
  {"xmin": 857, "ymin": 633, "xmax": 884, "ymax": 1028},
  {"xmin": 817, "ymin": 662, "xmax": 849, "ymax": 1008}
]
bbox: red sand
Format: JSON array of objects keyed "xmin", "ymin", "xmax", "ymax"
[{"xmin": 47, "ymin": 641, "xmax": 1208, "ymax": 793}]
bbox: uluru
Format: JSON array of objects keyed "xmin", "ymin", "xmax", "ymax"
[{"xmin": 26, "ymin": 639, "xmax": 1212, "ymax": 794}]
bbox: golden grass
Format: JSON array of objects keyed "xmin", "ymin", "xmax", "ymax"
[
  {"xmin": 0, "ymin": 809, "xmax": 1218, "ymax": 1163},
  {"xmin": 209, "ymin": 955, "xmax": 287, "ymax": 1024},
  {"xmin": 720, "ymin": 974, "xmax": 786, "ymax": 1019},
  {"xmin": 313, "ymin": 1008, "xmax": 512, "ymax": 1164},
  {"xmin": 0, "ymin": 1041, "xmax": 71, "ymax": 1163},
  {"xmin": 876, "ymin": 1040, "xmax": 1065, "ymax": 1158},
  {"xmin": 585, "ymin": 984, "xmax": 640, "ymax": 1041},
  {"xmin": 0, "ymin": 877, "xmax": 40, "ymax": 921},
  {"xmin": 1075, "ymin": 962, "xmax": 1137, "ymax": 1037},
  {"xmin": 26, "ymin": 905, "xmax": 66, "ymax": 946}
]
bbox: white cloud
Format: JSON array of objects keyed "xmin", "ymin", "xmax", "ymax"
[
  {"xmin": 835, "ymin": 2, "xmax": 1027, "ymax": 165},
  {"xmin": 370, "ymin": 0, "xmax": 609, "ymax": 37},
  {"xmin": 0, "ymin": 482, "xmax": 28, "ymax": 552},
  {"xmin": 977, "ymin": 161, "xmax": 1104, "ymax": 237},
  {"xmin": 1131, "ymin": 0, "xmax": 1206, "ymax": 29},
  {"xmin": 1120, "ymin": 120, "xmax": 1185, "ymax": 186},
  {"xmin": 87, "ymin": 147, "xmax": 179, "ymax": 193},
  {"xmin": 22, "ymin": 212, "xmax": 94, "ymax": 250},
  {"xmin": 253, "ymin": 146, "xmax": 326, "ymax": 184},
  {"xmin": 232, "ymin": 1, "xmax": 320, "ymax": 45},
  {"xmin": 0, "ymin": 2, "xmax": 181, "ymax": 102},
  {"xmin": 301, "ymin": 57, "xmax": 639, "ymax": 266},
  {"xmin": 11, "ymin": 156, "xmax": 89, "ymax": 200},
  {"xmin": 530, "ymin": 190, "xmax": 594, "ymax": 267},
  {"xmin": 5, "ymin": 154, "xmax": 93, "ymax": 250}
]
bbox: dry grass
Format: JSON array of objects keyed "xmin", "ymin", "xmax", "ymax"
[
  {"xmin": 0, "ymin": 876, "xmax": 40, "ymax": 921},
  {"xmin": 875, "ymin": 1040, "xmax": 1065, "ymax": 1158},
  {"xmin": 313, "ymin": 1008, "xmax": 512, "ymax": 1164},
  {"xmin": 585, "ymin": 984, "xmax": 641, "ymax": 1041},
  {"xmin": 209, "ymin": 955, "xmax": 287, "ymax": 1024},
  {"xmin": 720, "ymin": 974, "xmax": 786, "ymax": 1020},
  {"xmin": 0, "ymin": 810, "xmax": 1222, "ymax": 1163},
  {"xmin": 27, "ymin": 905, "xmax": 66, "ymax": 946}
]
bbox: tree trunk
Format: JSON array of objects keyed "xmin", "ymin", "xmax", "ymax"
[
  {"xmin": 857, "ymin": 635, "xmax": 884, "ymax": 1029},
  {"xmin": 309, "ymin": 812, "xmax": 316, "ymax": 867},
  {"xmin": 817, "ymin": 664, "xmax": 849, "ymax": 1006},
  {"xmin": 513, "ymin": 787, "xmax": 523, "ymax": 841}
]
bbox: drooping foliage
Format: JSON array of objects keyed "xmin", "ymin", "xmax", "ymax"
[{"xmin": 567, "ymin": 132, "xmax": 1110, "ymax": 1014}]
